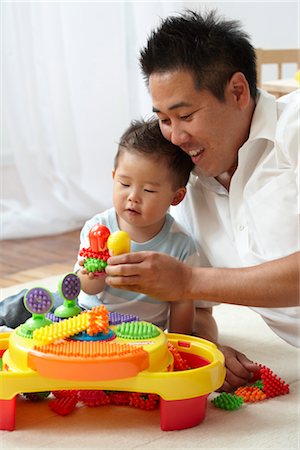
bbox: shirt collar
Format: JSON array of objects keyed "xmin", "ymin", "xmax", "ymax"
[
  {"xmin": 189, "ymin": 171, "xmax": 228, "ymax": 194},
  {"xmin": 248, "ymin": 89, "xmax": 277, "ymax": 143}
]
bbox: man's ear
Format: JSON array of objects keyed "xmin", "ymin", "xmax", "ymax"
[
  {"xmin": 171, "ymin": 187, "xmax": 186, "ymax": 206},
  {"xmin": 112, "ymin": 170, "xmax": 115, "ymax": 179},
  {"xmin": 228, "ymin": 72, "xmax": 251, "ymax": 110}
]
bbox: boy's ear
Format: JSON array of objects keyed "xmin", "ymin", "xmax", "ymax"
[
  {"xmin": 112, "ymin": 170, "xmax": 115, "ymax": 179},
  {"xmin": 171, "ymin": 187, "xmax": 186, "ymax": 206}
]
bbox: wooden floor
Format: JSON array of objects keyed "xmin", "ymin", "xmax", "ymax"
[{"xmin": 0, "ymin": 229, "xmax": 80, "ymax": 288}]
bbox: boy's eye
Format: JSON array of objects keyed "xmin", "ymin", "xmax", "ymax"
[
  {"xmin": 144, "ymin": 189, "xmax": 156, "ymax": 193},
  {"xmin": 120, "ymin": 182, "xmax": 129, "ymax": 187}
]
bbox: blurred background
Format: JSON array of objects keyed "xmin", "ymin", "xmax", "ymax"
[{"xmin": 1, "ymin": 1, "xmax": 299, "ymax": 239}]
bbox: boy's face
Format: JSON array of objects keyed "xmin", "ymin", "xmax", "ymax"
[{"xmin": 113, "ymin": 150, "xmax": 185, "ymax": 238}]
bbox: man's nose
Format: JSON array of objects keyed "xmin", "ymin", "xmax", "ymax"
[{"xmin": 170, "ymin": 127, "xmax": 189, "ymax": 147}]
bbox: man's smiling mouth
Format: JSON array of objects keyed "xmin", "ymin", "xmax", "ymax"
[{"xmin": 188, "ymin": 148, "xmax": 204, "ymax": 157}]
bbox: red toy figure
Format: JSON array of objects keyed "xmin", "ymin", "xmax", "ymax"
[
  {"xmin": 89, "ymin": 225, "xmax": 110, "ymax": 253},
  {"xmin": 78, "ymin": 225, "xmax": 111, "ymax": 275}
]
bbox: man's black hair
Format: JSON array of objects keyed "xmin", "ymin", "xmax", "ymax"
[{"xmin": 140, "ymin": 9, "xmax": 257, "ymax": 100}]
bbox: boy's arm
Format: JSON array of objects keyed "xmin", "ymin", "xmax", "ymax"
[
  {"xmin": 193, "ymin": 306, "xmax": 218, "ymax": 342},
  {"xmin": 77, "ymin": 270, "xmax": 106, "ymax": 295},
  {"xmin": 168, "ymin": 300, "xmax": 195, "ymax": 335}
]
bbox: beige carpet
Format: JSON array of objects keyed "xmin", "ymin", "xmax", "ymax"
[{"xmin": 0, "ymin": 275, "xmax": 299, "ymax": 449}]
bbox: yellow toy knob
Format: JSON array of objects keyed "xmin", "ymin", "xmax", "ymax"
[
  {"xmin": 107, "ymin": 231, "xmax": 131, "ymax": 256},
  {"xmin": 295, "ymin": 70, "xmax": 300, "ymax": 85}
]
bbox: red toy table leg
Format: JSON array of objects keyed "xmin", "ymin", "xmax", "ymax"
[
  {"xmin": 0, "ymin": 397, "xmax": 16, "ymax": 431},
  {"xmin": 160, "ymin": 395, "xmax": 208, "ymax": 431}
]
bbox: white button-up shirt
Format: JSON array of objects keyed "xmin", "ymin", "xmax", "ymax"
[{"xmin": 171, "ymin": 89, "xmax": 299, "ymax": 347}]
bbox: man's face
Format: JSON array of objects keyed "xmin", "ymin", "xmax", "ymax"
[{"xmin": 149, "ymin": 69, "xmax": 246, "ymax": 179}]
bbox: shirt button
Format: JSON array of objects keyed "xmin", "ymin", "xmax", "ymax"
[{"xmin": 238, "ymin": 224, "xmax": 245, "ymax": 231}]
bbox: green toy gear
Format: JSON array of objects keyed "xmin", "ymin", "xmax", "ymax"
[
  {"xmin": 212, "ymin": 392, "xmax": 244, "ymax": 410},
  {"xmin": 116, "ymin": 321, "xmax": 160, "ymax": 339}
]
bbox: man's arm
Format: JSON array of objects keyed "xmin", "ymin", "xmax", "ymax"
[
  {"xmin": 193, "ymin": 307, "xmax": 259, "ymax": 391},
  {"xmin": 172, "ymin": 304, "xmax": 262, "ymax": 392},
  {"xmin": 192, "ymin": 251, "xmax": 300, "ymax": 307},
  {"xmin": 105, "ymin": 251, "xmax": 300, "ymax": 307}
]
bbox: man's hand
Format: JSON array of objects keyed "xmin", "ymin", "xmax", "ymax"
[
  {"xmin": 106, "ymin": 251, "xmax": 192, "ymax": 301},
  {"xmin": 217, "ymin": 345, "xmax": 260, "ymax": 392}
]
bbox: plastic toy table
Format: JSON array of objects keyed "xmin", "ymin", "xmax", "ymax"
[
  {"xmin": 0, "ymin": 324, "xmax": 225, "ymax": 431},
  {"xmin": 0, "ymin": 274, "xmax": 225, "ymax": 432}
]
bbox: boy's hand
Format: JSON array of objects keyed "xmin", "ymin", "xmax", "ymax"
[
  {"xmin": 77, "ymin": 261, "xmax": 107, "ymax": 295},
  {"xmin": 78, "ymin": 260, "xmax": 95, "ymax": 279},
  {"xmin": 217, "ymin": 345, "xmax": 260, "ymax": 392},
  {"xmin": 79, "ymin": 268, "xmax": 101, "ymax": 280},
  {"xmin": 78, "ymin": 260, "xmax": 106, "ymax": 280}
]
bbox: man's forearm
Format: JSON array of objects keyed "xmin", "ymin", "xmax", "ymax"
[{"xmin": 188, "ymin": 252, "xmax": 300, "ymax": 308}]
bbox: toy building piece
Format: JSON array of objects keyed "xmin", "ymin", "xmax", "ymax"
[
  {"xmin": 212, "ymin": 362, "xmax": 290, "ymax": 412},
  {"xmin": 108, "ymin": 311, "xmax": 140, "ymax": 325},
  {"xmin": 234, "ymin": 386, "xmax": 266, "ymax": 402},
  {"xmin": 258, "ymin": 364, "xmax": 290, "ymax": 398},
  {"xmin": 168, "ymin": 342, "xmax": 190, "ymax": 371},
  {"xmin": 107, "ymin": 230, "xmax": 131, "ymax": 255},
  {"xmin": 129, "ymin": 392, "xmax": 159, "ymax": 410},
  {"xmin": 48, "ymin": 396, "xmax": 78, "ymax": 416},
  {"xmin": 78, "ymin": 224, "xmax": 111, "ymax": 275},
  {"xmin": 78, "ymin": 227, "xmax": 131, "ymax": 275},
  {"xmin": 54, "ymin": 273, "xmax": 82, "ymax": 318},
  {"xmin": 18, "ymin": 287, "xmax": 54, "ymax": 338},
  {"xmin": 79, "ymin": 390, "xmax": 111, "ymax": 407},
  {"xmin": 52, "ymin": 390, "xmax": 79, "ymax": 399},
  {"xmin": 212, "ymin": 392, "xmax": 244, "ymax": 410},
  {"xmin": 89, "ymin": 224, "xmax": 110, "ymax": 253},
  {"xmin": 115, "ymin": 321, "xmax": 160, "ymax": 339},
  {"xmin": 107, "ymin": 391, "xmax": 130, "ymax": 406}
]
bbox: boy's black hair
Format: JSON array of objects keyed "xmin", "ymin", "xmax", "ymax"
[
  {"xmin": 115, "ymin": 118, "xmax": 194, "ymax": 188},
  {"xmin": 140, "ymin": 9, "xmax": 257, "ymax": 100}
]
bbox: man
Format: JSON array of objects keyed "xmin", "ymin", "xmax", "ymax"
[{"xmin": 106, "ymin": 10, "xmax": 299, "ymax": 391}]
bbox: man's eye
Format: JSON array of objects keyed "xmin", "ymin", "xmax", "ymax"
[
  {"xmin": 159, "ymin": 118, "xmax": 171, "ymax": 125},
  {"xmin": 180, "ymin": 113, "xmax": 192, "ymax": 120}
]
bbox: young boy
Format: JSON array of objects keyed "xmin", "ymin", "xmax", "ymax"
[
  {"xmin": 75, "ymin": 118, "xmax": 197, "ymax": 333},
  {"xmin": 0, "ymin": 119, "xmax": 214, "ymax": 337}
]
